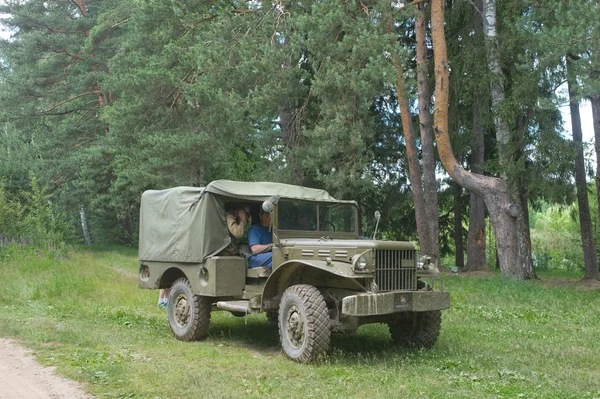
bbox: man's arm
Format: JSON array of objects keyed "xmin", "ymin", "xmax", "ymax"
[
  {"xmin": 248, "ymin": 225, "xmax": 272, "ymax": 254},
  {"xmin": 227, "ymin": 214, "xmax": 245, "ymax": 238},
  {"xmin": 250, "ymin": 243, "xmax": 272, "ymax": 254}
]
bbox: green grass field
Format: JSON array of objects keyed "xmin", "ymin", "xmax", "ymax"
[{"xmin": 0, "ymin": 246, "xmax": 599, "ymax": 399}]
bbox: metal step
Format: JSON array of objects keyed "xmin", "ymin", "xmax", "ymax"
[{"xmin": 216, "ymin": 300, "xmax": 259, "ymax": 314}]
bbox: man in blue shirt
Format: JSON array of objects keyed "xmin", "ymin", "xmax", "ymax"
[{"xmin": 248, "ymin": 209, "xmax": 273, "ymax": 268}]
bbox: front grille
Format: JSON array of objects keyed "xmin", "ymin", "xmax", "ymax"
[{"xmin": 375, "ymin": 250, "xmax": 417, "ymax": 291}]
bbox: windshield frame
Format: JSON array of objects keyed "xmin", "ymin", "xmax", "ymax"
[{"xmin": 274, "ymin": 199, "xmax": 360, "ymax": 239}]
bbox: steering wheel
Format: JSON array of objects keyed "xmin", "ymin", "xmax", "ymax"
[{"xmin": 321, "ymin": 221, "xmax": 336, "ymax": 232}]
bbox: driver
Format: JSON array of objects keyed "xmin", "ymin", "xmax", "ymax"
[{"xmin": 248, "ymin": 209, "xmax": 273, "ymax": 268}]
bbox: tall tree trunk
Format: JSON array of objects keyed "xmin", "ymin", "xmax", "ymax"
[
  {"xmin": 591, "ymin": 94, "xmax": 600, "ymax": 237},
  {"xmin": 568, "ymin": 62, "xmax": 599, "ymax": 280},
  {"xmin": 279, "ymin": 102, "xmax": 304, "ymax": 185},
  {"xmin": 482, "ymin": 0, "xmax": 533, "ymax": 278},
  {"xmin": 466, "ymin": 93, "xmax": 487, "ymax": 271},
  {"xmin": 387, "ymin": 14, "xmax": 433, "ymax": 256},
  {"xmin": 454, "ymin": 184, "xmax": 465, "ymax": 268},
  {"xmin": 80, "ymin": 204, "xmax": 91, "ymax": 245},
  {"xmin": 431, "ymin": 0, "xmax": 531, "ymax": 280},
  {"xmin": 279, "ymin": 102, "xmax": 296, "ymax": 149},
  {"xmin": 415, "ymin": 3, "xmax": 440, "ymax": 264},
  {"xmin": 515, "ymin": 115, "xmax": 534, "ymax": 278}
]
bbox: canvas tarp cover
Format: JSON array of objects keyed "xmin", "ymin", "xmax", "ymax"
[
  {"xmin": 139, "ymin": 186, "xmax": 228, "ymax": 263},
  {"xmin": 138, "ymin": 180, "xmax": 345, "ymax": 263}
]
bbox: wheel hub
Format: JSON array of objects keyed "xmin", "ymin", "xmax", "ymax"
[
  {"xmin": 174, "ymin": 293, "xmax": 190, "ymax": 328},
  {"xmin": 286, "ymin": 304, "xmax": 304, "ymax": 349}
]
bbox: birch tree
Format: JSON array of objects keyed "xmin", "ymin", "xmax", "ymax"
[
  {"xmin": 481, "ymin": 0, "xmax": 533, "ymax": 278},
  {"xmin": 431, "ymin": 0, "xmax": 533, "ymax": 279}
]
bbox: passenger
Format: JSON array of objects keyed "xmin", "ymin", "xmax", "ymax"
[
  {"xmin": 220, "ymin": 203, "xmax": 250, "ymax": 256},
  {"xmin": 157, "ymin": 289, "xmax": 170, "ymax": 309},
  {"xmin": 248, "ymin": 208, "xmax": 273, "ymax": 268}
]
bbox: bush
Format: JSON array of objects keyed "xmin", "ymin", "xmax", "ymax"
[
  {"xmin": 530, "ymin": 204, "xmax": 584, "ymax": 271},
  {"xmin": 0, "ymin": 174, "xmax": 72, "ymax": 259}
]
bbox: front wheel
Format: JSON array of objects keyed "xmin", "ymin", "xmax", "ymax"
[
  {"xmin": 388, "ymin": 310, "xmax": 442, "ymax": 348},
  {"xmin": 168, "ymin": 278, "xmax": 211, "ymax": 341},
  {"xmin": 278, "ymin": 284, "xmax": 330, "ymax": 363}
]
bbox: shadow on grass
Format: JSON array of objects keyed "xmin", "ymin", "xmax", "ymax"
[{"xmin": 207, "ymin": 312, "xmax": 425, "ymax": 364}]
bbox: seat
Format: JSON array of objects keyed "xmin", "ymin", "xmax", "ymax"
[
  {"xmin": 240, "ymin": 244, "xmax": 271, "ymax": 277},
  {"xmin": 246, "ymin": 266, "xmax": 272, "ymax": 278}
]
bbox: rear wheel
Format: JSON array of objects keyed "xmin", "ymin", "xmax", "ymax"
[
  {"xmin": 278, "ymin": 285, "xmax": 330, "ymax": 363},
  {"xmin": 168, "ymin": 278, "xmax": 211, "ymax": 341},
  {"xmin": 388, "ymin": 310, "xmax": 441, "ymax": 348}
]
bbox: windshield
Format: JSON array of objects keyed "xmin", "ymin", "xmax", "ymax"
[{"xmin": 278, "ymin": 200, "xmax": 356, "ymax": 233}]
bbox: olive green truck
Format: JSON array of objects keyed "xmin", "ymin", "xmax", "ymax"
[{"xmin": 138, "ymin": 180, "xmax": 449, "ymax": 363}]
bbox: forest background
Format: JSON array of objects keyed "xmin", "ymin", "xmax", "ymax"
[{"xmin": 1, "ymin": 0, "xmax": 600, "ymax": 280}]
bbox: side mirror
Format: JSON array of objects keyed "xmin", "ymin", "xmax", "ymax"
[
  {"xmin": 262, "ymin": 200, "xmax": 274, "ymax": 213},
  {"xmin": 372, "ymin": 210, "xmax": 381, "ymax": 240},
  {"xmin": 262, "ymin": 195, "xmax": 279, "ymax": 213}
]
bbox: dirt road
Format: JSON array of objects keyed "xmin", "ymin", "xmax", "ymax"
[{"xmin": 0, "ymin": 338, "xmax": 92, "ymax": 399}]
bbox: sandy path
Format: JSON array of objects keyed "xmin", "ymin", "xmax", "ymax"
[{"xmin": 0, "ymin": 338, "xmax": 93, "ymax": 399}]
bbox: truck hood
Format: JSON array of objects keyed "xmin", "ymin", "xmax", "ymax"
[{"xmin": 278, "ymin": 238, "xmax": 416, "ymax": 251}]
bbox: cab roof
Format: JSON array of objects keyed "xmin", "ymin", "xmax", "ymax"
[{"xmin": 204, "ymin": 180, "xmax": 356, "ymax": 204}]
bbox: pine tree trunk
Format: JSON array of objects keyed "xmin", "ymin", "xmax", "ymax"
[
  {"xmin": 454, "ymin": 184, "xmax": 465, "ymax": 268},
  {"xmin": 279, "ymin": 102, "xmax": 296, "ymax": 149},
  {"xmin": 279, "ymin": 101, "xmax": 305, "ymax": 185},
  {"xmin": 466, "ymin": 93, "xmax": 487, "ymax": 271},
  {"xmin": 415, "ymin": 3, "xmax": 440, "ymax": 265},
  {"xmin": 80, "ymin": 204, "xmax": 91, "ymax": 245},
  {"xmin": 568, "ymin": 64, "xmax": 599, "ymax": 280},
  {"xmin": 431, "ymin": 0, "xmax": 532, "ymax": 280},
  {"xmin": 387, "ymin": 14, "xmax": 433, "ymax": 256},
  {"xmin": 515, "ymin": 116, "xmax": 534, "ymax": 278}
]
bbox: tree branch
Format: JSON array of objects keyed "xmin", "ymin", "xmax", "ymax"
[
  {"xmin": 66, "ymin": 138, "xmax": 97, "ymax": 151},
  {"xmin": 41, "ymin": 92, "xmax": 98, "ymax": 113},
  {"xmin": 54, "ymin": 49, "xmax": 85, "ymax": 61},
  {"xmin": 358, "ymin": 0, "xmax": 369, "ymax": 15},
  {"xmin": 463, "ymin": 0, "xmax": 483, "ymax": 18},
  {"xmin": 111, "ymin": 18, "xmax": 129, "ymax": 29},
  {"xmin": 70, "ymin": 109, "xmax": 93, "ymax": 129},
  {"xmin": 69, "ymin": 0, "xmax": 87, "ymax": 17}
]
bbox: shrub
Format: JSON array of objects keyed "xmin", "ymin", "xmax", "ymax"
[{"xmin": 0, "ymin": 174, "xmax": 72, "ymax": 259}]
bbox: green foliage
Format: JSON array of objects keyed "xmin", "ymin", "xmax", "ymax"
[
  {"xmin": 486, "ymin": 218, "xmax": 498, "ymax": 270},
  {"xmin": 0, "ymin": 174, "xmax": 73, "ymax": 258},
  {"xmin": 0, "ymin": 0, "xmax": 598, "ymax": 257},
  {"xmin": 0, "ymin": 179, "xmax": 24, "ymax": 237},
  {"xmin": 530, "ymin": 203, "xmax": 584, "ymax": 271}
]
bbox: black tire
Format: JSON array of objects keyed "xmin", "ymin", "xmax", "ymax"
[
  {"xmin": 388, "ymin": 310, "xmax": 442, "ymax": 348},
  {"xmin": 266, "ymin": 311, "xmax": 278, "ymax": 327},
  {"xmin": 278, "ymin": 284, "xmax": 330, "ymax": 363},
  {"xmin": 167, "ymin": 278, "xmax": 211, "ymax": 341}
]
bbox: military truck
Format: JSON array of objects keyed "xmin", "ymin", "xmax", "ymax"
[{"xmin": 138, "ymin": 180, "xmax": 449, "ymax": 363}]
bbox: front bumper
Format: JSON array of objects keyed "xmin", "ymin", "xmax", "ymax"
[{"xmin": 341, "ymin": 290, "xmax": 450, "ymax": 317}]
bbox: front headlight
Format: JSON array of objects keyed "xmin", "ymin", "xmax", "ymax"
[{"xmin": 356, "ymin": 256, "xmax": 368, "ymax": 271}]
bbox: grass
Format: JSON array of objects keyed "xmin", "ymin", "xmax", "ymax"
[{"xmin": 0, "ymin": 247, "xmax": 599, "ymax": 399}]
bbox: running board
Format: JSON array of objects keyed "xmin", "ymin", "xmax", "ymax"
[{"xmin": 216, "ymin": 301, "xmax": 260, "ymax": 314}]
